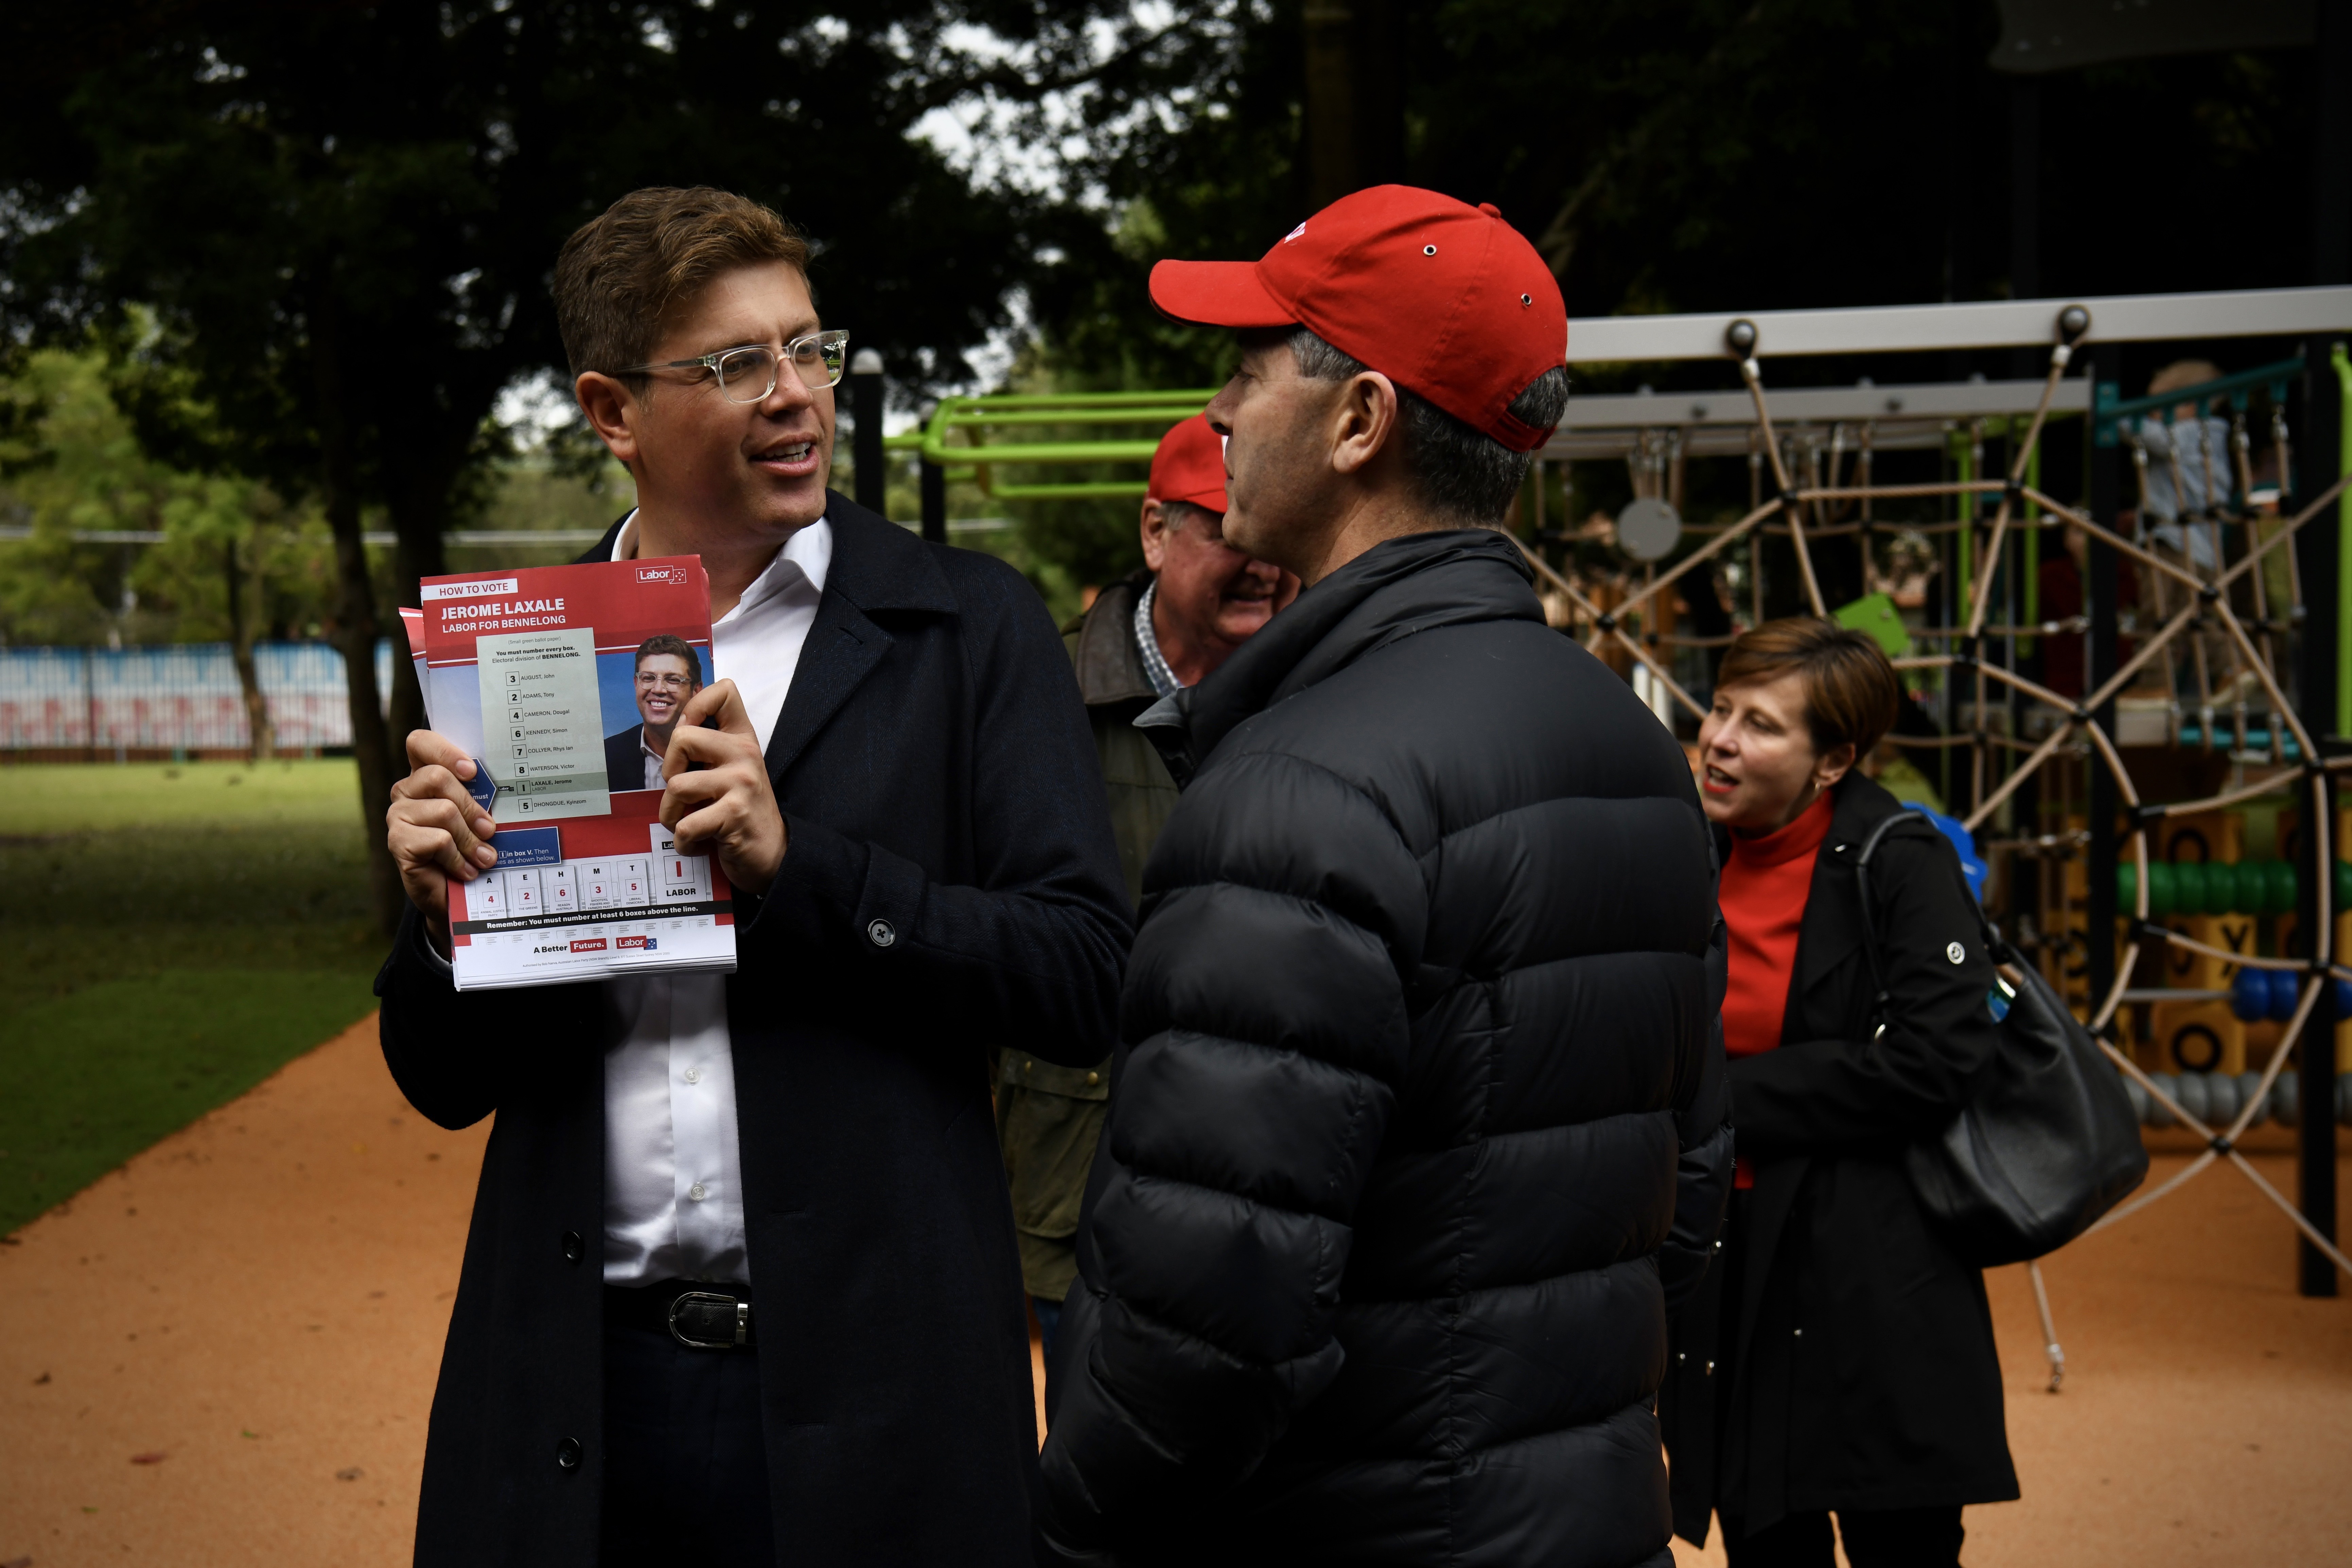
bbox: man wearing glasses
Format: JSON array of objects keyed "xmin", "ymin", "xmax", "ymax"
[
  {"xmin": 376, "ymin": 187, "xmax": 1128, "ymax": 1566},
  {"xmin": 604, "ymin": 633, "xmax": 705, "ymax": 792}
]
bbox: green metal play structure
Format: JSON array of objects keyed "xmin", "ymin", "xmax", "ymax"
[{"xmin": 883, "ymin": 389, "xmax": 1217, "ymax": 524}]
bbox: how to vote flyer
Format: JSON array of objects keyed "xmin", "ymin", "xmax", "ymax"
[{"xmin": 407, "ymin": 557, "xmax": 736, "ymax": 991}]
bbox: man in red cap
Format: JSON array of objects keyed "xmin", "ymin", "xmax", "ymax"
[
  {"xmin": 1039, "ymin": 187, "xmax": 1730, "ymax": 1568},
  {"xmin": 997, "ymin": 412, "xmax": 1296, "ymax": 1365}
]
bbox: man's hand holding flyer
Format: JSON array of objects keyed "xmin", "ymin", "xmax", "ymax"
[{"xmin": 399, "ymin": 556, "xmax": 737, "ymax": 990}]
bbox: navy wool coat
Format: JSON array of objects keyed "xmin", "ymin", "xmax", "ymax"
[{"xmin": 375, "ymin": 491, "xmax": 1130, "ymax": 1566}]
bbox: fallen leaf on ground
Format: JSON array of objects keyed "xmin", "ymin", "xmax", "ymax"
[
  {"xmin": 130, "ymin": 1451, "xmax": 166, "ymax": 1464},
  {"xmin": 335, "ymin": 1466, "xmax": 364, "ymax": 1481}
]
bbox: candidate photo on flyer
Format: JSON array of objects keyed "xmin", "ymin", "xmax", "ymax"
[{"xmin": 601, "ymin": 634, "xmax": 711, "ymax": 795}]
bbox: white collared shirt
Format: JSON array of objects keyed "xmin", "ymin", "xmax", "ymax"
[{"xmin": 599, "ymin": 510, "xmax": 832, "ymax": 1284}]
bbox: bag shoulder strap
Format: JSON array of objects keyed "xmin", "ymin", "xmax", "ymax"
[
  {"xmin": 1850, "ymin": 809, "xmax": 1920, "ymax": 1024},
  {"xmin": 1851, "ymin": 809, "xmax": 2000, "ymax": 1023}
]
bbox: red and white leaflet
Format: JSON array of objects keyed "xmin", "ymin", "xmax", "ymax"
[{"xmin": 415, "ymin": 557, "xmax": 735, "ymax": 991}]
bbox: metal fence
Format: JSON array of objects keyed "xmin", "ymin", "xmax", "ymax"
[{"xmin": 0, "ymin": 641, "xmax": 395, "ymax": 752}]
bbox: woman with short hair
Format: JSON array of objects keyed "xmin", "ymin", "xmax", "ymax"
[{"xmin": 1662, "ymin": 618, "xmax": 2019, "ymax": 1567}]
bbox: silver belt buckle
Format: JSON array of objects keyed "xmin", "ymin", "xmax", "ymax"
[{"xmin": 667, "ymin": 1290, "xmax": 750, "ymax": 1350}]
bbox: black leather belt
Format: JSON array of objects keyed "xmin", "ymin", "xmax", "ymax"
[{"xmin": 605, "ymin": 1280, "xmax": 755, "ymax": 1351}]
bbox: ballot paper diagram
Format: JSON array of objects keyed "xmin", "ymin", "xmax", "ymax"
[
  {"xmin": 444, "ymin": 817, "xmax": 733, "ymax": 989},
  {"xmin": 482, "ymin": 626, "xmax": 609, "ymax": 821},
  {"xmin": 411, "ymin": 556, "xmax": 735, "ymax": 991}
]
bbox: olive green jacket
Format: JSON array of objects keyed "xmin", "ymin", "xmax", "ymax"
[{"xmin": 996, "ymin": 572, "xmax": 1179, "ymax": 1301}]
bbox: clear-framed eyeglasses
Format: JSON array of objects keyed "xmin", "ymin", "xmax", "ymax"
[{"xmin": 618, "ymin": 329, "xmax": 850, "ymax": 403}]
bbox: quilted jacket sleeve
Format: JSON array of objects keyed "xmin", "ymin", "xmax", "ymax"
[
  {"xmin": 1658, "ymin": 895, "xmax": 1734, "ymax": 1316},
  {"xmin": 1036, "ymin": 749, "xmax": 1421, "ymax": 1554}
]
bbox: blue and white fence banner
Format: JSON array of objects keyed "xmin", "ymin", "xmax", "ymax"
[{"xmin": 0, "ymin": 640, "xmax": 396, "ymax": 751}]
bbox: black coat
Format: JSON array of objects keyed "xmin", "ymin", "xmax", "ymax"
[
  {"xmin": 603, "ymin": 723, "xmax": 650, "ymax": 791},
  {"xmin": 374, "ymin": 491, "xmax": 1130, "ymax": 1567},
  {"xmin": 1661, "ymin": 775, "xmax": 2020, "ymax": 1543},
  {"xmin": 1039, "ymin": 530, "xmax": 1733, "ymax": 1568}
]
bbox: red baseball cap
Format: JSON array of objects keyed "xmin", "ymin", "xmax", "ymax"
[
  {"xmin": 1147, "ymin": 412, "xmax": 1228, "ymax": 511},
  {"xmin": 1148, "ymin": 185, "xmax": 1568, "ymax": 453}
]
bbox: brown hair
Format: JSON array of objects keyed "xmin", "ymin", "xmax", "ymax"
[
  {"xmin": 554, "ymin": 187, "xmax": 811, "ymax": 379},
  {"xmin": 2148, "ymin": 358, "xmax": 2225, "ymax": 421},
  {"xmin": 632, "ymin": 633, "xmax": 703, "ymax": 687},
  {"xmin": 2148, "ymin": 358, "xmax": 2223, "ymax": 398},
  {"xmin": 1716, "ymin": 617, "xmax": 1900, "ymax": 759}
]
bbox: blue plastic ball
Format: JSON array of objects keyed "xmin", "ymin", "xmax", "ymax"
[
  {"xmin": 2269, "ymin": 969, "xmax": 2300, "ymax": 1023},
  {"xmin": 2231, "ymin": 968, "xmax": 2272, "ymax": 1022}
]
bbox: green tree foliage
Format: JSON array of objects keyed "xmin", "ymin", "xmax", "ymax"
[
  {"xmin": 2, "ymin": 1, "xmax": 1091, "ymax": 931},
  {"xmin": 0, "ymin": 2, "xmax": 2326, "ymax": 921},
  {"xmin": 985, "ymin": 0, "xmax": 2326, "ymax": 586},
  {"xmin": 0, "ymin": 348, "xmax": 339, "ymax": 651},
  {"xmin": 1021, "ymin": 0, "xmax": 2320, "ymax": 351}
]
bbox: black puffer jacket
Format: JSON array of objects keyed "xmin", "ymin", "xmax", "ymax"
[{"xmin": 1039, "ymin": 530, "xmax": 1732, "ymax": 1568}]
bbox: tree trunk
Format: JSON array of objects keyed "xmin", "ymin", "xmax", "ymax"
[
  {"xmin": 384, "ymin": 437, "xmax": 454, "ymax": 756},
  {"xmin": 225, "ymin": 535, "xmax": 274, "ymax": 762},
  {"xmin": 312, "ymin": 288, "xmax": 404, "ymax": 937},
  {"xmin": 1301, "ymin": 0, "xmax": 1403, "ymax": 210},
  {"xmin": 1302, "ymin": 2, "xmax": 1358, "ymax": 210}
]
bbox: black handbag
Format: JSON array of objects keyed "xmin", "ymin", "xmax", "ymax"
[{"xmin": 1854, "ymin": 810, "xmax": 2148, "ymax": 1268}]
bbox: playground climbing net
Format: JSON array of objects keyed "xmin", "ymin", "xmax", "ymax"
[{"xmin": 1521, "ymin": 305, "xmax": 2352, "ymax": 1387}]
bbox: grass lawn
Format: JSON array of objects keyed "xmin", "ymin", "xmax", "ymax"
[{"xmin": 0, "ymin": 759, "xmax": 386, "ymax": 1234}]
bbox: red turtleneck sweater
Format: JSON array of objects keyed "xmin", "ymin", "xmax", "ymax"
[{"xmin": 1720, "ymin": 790, "xmax": 1835, "ymax": 1187}]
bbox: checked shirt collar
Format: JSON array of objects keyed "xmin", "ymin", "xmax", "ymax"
[{"xmin": 1132, "ymin": 578, "xmax": 1184, "ymax": 699}]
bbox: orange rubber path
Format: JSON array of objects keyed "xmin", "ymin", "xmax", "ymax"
[{"xmin": 4, "ymin": 1015, "xmax": 2349, "ymax": 1566}]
